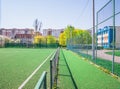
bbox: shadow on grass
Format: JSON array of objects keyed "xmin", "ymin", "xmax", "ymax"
[
  {"xmin": 57, "ymin": 50, "xmax": 78, "ymax": 89},
  {"xmin": 58, "ymin": 74, "xmax": 71, "ymax": 77}
]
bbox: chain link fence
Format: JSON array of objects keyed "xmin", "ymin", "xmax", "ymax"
[
  {"xmin": 4, "ymin": 39, "xmax": 59, "ymax": 48},
  {"xmin": 67, "ymin": 0, "xmax": 120, "ymax": 77},
  {"xmin": 50, "ymin": 47, "xmax": 60, "ymax": 89}
]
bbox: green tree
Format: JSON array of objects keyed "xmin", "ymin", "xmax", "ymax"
[
  {"xmin": 59, "ymin": 32, "xmax": 66, "ymax": 46},
  {"xmin": 82, "ymin": 30, "xmax": 92, "ymax": 44},
  {"xmin": 72, "ymin": 29, "xmax": 92, "ymax": 44},
  {"xmin": 46, "ymin": 35, "xmax": 56, "ymax": 44},
  {"xmin": 64, "ymin": 25, "xmax": 75, "ymax": 39},
  {"xmin": 59, "ymin": 25, "xmax": 92, "ymax": 46}
]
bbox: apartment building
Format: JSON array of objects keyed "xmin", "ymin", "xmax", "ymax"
[
  {"xmin": 0, "ymin": 28, "xmax": 34, "ymax": 44},
  {"xmin": 43, "ymin": 28, "xmax": 64, "ymax": 38},
  {"xmin": 97, "ymin": 26, "xmax": 120, "ymax": 48}
]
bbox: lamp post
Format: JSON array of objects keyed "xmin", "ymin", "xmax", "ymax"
[
  {"xmin": 112, "ymin": 0, "xmax": 115, "ymax": 73},
  {"xmin": 0, "ymin": 0, "xmax": 1, "ymax": 29},
  {"xmin": 92, "ymin": 0, "xmax": 95, "ymax": 60}
]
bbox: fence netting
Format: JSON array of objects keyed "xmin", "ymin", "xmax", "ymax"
[
  {"xmin": 67, "ymin": 0, "xmax": 120, "ymax": 77},
  {"xmin": 50, "ymin": 47, "xmax": 60, "ymax": 89}
]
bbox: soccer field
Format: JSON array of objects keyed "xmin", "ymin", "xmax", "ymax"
[{"xmin": 0, "ymin": 48, "xmax": 55, "ymax": 89}]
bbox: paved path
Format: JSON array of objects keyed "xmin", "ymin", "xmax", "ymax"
[{"xmin": 88, "ymin": 50, "xmax": 120, "ymax": 63}]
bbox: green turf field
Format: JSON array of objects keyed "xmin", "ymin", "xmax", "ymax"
[
  {"xmin": 0, "ymin": 48, "xmax": 55, "ymax": 89},
  {"xmin": 58, "ymin": 49, "xmax": 120, "ymax": 89},
  {"xmin": 58, "ymin": 50, "xmax": 76, "ymax": 89},
  {"xmin": 77, "ymin": 52, "xmax": 120, "ymax": 76},
  {"xmin": 106, "ymin": 50, "xmax": 120, "ymax": 57}
]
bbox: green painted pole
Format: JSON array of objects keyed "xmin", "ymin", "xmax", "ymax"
[
  {"xmin": 34, "ymin": 71, "xmax": 47, "ymax": 89},
  {"xmin": 50, "ymin": 60, "xmax": 52, "ymax": 89}
]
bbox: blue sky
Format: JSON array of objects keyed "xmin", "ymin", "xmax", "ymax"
[{"xmin": 1, "ymin": 0, "xmax": 110, "ymax": 30}]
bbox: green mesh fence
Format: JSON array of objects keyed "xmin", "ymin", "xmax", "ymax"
[{"xmin": 67, "ymin": 0, "xmax": 120, "ymax": 76}]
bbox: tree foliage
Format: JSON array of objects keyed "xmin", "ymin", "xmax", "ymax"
[
  {"xmin": 46, "ymin": 35, "xmax": 56, "ymax": 44},
  {"xmin": 34, "ymin": 35, "xmax": 57, "ymax": 44},
  {"xmin": 64, "ymin": 25, "xmax": 74, "ymax": 39},
  {"xmin": 59, "ymin": 32, "xmax": 66, "ymax": 46},
  {"xmin": 59, "ymin": 25, "xmax": 92, "ymax": 46},
  {"xmin": 34, "ymin": 35, "xmax": 44, "ymax": 44}
]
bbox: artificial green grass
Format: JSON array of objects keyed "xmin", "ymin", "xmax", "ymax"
[
  {"xmin": 23, "ymin": 55, "xmax": 51, "ymax": 89},
  {"xmin": 96, "ymin": 57, "xmax": 120, "ymax": 76},
  {"xmin": 106, "ymin": 50, "xmax": 120, "ymax": 57},
  {"xmin": 57, "ymin": 50, "xmax": 75, "ymax": 89},
  {"xmin": 62, "ymin": 49, "xmax": 120, "ymax": 89},
  {"xmin": 0, "ymin": 48, "xmax": 55, "ymax": 89},
  {"xmin": 77, "ymin": 52, "xmax": 120, "ymax": 77}
]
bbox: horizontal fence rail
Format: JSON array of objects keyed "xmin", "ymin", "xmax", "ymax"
[{"xmin": 34, "ymin": 71, "xmax": 47, "ymax": 89}]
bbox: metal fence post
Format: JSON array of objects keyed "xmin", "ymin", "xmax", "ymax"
[
  {"xmin": 112, "ymin": 0, "xmax": 115, "ymax": 73},
  {"xmin": 95, "ymin": 11, "xmax": 98, "ymax": 63},
  {"xmin": 92, "ymin": 0, "xmax": 95, "ymax": 60},
  {"xmin": 50, "ymin": 60, "xmax": 52, "ymax": 89}
]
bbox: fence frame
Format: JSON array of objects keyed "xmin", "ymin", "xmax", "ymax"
[
  {"xmin": 34, "ymin": 71, "xmax": 47, "ymax": 89},
  {"xmin": 50, "ymin": 47, "xmax": 60, "ymax": 89},
  {"xmin": 66, "ymin": 0, "xmax": 120, "ymax": 76},
  {"xmin": 96, "ymin": 0, "xmax": 116, "ymax": 73}
]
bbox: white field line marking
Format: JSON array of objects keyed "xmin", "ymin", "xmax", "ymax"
[{"xmin": 18, "ymin": 52, "xmax": 54, "ymax": 89}]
